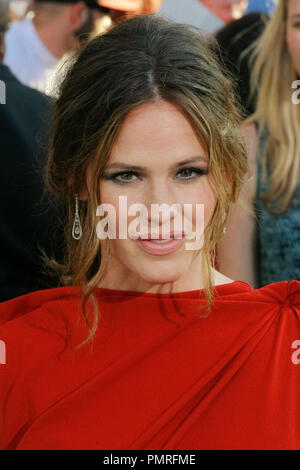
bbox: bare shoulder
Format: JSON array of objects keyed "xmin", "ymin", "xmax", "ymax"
[
  {"xmin": 213, "ymin": 269, "xmax": 235, "ymax": 286},
  {"xmin": 241, "ymin": 121, "xmax": 258, "ymax": 167},
  {"xmin": 239, "ymin": 121, "xmax": 259, "ymax": 204}
]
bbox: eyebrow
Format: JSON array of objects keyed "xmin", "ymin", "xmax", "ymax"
[
  {"xmin": 103, "ymin": 156, "xmax": 208, "ymax": 172},
  {"xmin": 291, "ymin": 13, "xmax": 300, "ymax": 18}
]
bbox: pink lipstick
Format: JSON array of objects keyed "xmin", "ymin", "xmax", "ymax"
[{"xmin": 135, "ymin": 231, "xmax": 185, "ymax": 256}]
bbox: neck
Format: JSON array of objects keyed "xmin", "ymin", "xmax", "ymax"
[
  {"xmin": 90, "ymin": 250, "xmax": 228, "ymax": 294},
  {"xmin": 33, "ymin": 16, "xmax": 71, "ymax": 59}
]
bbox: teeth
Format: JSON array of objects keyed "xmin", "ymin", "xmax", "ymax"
[{"xmin": 149, "ymin": 239, "xmax": 173, "ymax": 244}]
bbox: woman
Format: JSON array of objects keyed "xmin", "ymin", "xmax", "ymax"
[
  {"xmin": 215, "ymin": 12, "xmax": 268, "ymax": 117},
  {"xmin": 0, "ymin": 15, "xmax": 299, "ymax": 450},
  {"xmin": 217, "ymin": 0, "xmax": 300, "ymax": 287}
]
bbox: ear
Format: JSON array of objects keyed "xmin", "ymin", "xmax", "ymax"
[{"xmin": 69, "ymin": 1, "xmax": 89, "ymax": 29}]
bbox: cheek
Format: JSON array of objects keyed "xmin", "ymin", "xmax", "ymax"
[
  {"xmin": 176, "ymin": 179, "xmax": 216, "ymax": 235},
  {"xmin": 97, "ymin": 184, "xmax": 122, "ymax": 245},
  {"xmin": 99, "ymin": 178, "xmax": 216, "ymax": 243},
  {"xmin": 99, "ymin": 184, "xmax": 126, "ymax": 222},
  {"xmin": 99, "ymin": 184, "xmax": 145, "ymax": 251},
  {"xmin": 198, "ymin": 178, "xmax": 217, "ymax": 229},
  {"xmin": 287, "ymin": 29, "xmax": 300, "ymax": 72},
  {"xmin": 191, "ymin": 178, "xmax": 216, "ymax": 222}
]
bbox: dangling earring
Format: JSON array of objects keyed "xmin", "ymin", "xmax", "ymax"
[
  {"xmin": 72, "ymin": 193, "xmax": 82, "ymax": 240},
  {"xmin": 222, "ymin": 212, "xmax": 227, "ymax": 234}
]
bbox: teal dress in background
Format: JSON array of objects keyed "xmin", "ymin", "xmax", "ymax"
[{"xmin": 255, "ymin": 127, "xmax": 300, "ymax": 286}]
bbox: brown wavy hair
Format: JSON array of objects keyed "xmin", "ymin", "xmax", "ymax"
[{"xmin": 44, "ymin": 14, "xmax": 248, "ymax": 349}]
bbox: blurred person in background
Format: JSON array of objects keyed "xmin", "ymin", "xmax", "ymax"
[
  {"xmin": 217, "ymin": 0, "xmax": 300, "ymax": 287},
  {"xmin": 0, "ymin": 0, "xmax": 9, "ymax": 65},
  {"xmin": 201, "ymin": 0, "xmax": 248, "ymax": 22},
  {"xmin": 246, "ymin": 0, "xmax": 275, "ymax": 14},
  {"xmin": 215, "ymin": 12, "xmax": 268, "ymax": 117},
  {"xmin": 9, "ymin": 0, "xmax": 31, "ymax": 19},
  {"xmin": 0, "ymin": 0, "xmax": 63, "ymax": 304},
  {"xmin": 158, "ymin": 0, "xmax": 248, "ymax": 34},
  {"xmin": 96, "ymin": 0, "xmax": 163, "ymax": 24},
  {"xmin": 142, "ymin": 0, "xmax": 163, "ymax": 13},
  {"xmin": 3, "ymin": 0, "xmax": 104, "ymax": 93}
]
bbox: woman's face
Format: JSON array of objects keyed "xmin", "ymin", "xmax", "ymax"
[
  {"xmin": 200, "ymin": 0, "xmax": 247, "ymax": 23},
  {"xmin": 286, "ymin": 0, "xmax": 300, "ymax": 76},
  {"xmin": 94, "ymin": 100, "xmax": 217, "ymax": 292}
]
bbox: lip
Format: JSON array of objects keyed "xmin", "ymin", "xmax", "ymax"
[
  {"xmin": 137, "ymin": 231, "xmax": 185, "ymax": 240},
  {"xmin": 135, "ymin": 232, "xmax": 186, "ymax": 256}
]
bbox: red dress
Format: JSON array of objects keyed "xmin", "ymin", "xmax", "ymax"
[{"xmin": 0, "ymin": 280, "xmax": 299, "ymax": 450}]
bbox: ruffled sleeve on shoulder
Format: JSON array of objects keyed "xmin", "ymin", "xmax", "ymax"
[
  {"xmin": 284, "ymin": 280, "xmax": 300, "ymax": 313},
  {"xmin": 256, "ymin": 280, "xmax": 300, "ymax": 310}
]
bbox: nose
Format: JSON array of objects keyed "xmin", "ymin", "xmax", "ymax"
[{"xmin": 141, "ymin": 181, "xmax": 181, "ymax": 229}]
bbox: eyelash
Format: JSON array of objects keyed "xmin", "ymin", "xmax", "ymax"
[{"xmin": 103, "ymin": 167, "xmax": 208, "ymax": 185}]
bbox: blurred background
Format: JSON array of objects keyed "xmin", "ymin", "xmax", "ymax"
[
  {"xmin": 158, "ymin": 0, "xmax": 275, "ymax": 32},
  {"xmin": 8, "ymin": 1, "xmax": 276, "ymax": 33},
  {"xmin": 3, "ymin": 0, "xmax": 276, "ymax": 95}
]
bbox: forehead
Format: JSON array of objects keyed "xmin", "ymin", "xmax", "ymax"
[
  {"xmin": 108, "ymin": 100, "xmax": 207, "ymax": 164},
  {"xmin": 288, "ymin": 0, "xmax": 300, "ymax": 15}
]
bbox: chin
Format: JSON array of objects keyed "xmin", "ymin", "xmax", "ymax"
[{"xmin": 136, "ymin": 262, "xmax": 185, "ymax": 286}]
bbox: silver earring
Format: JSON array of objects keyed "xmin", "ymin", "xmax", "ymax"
[
  {"xmin": 222, "ymin": 212, "xmax": 227, "ymax": 234},
  {"xmin": 72, "ymin": 193, "xmax": 82, "ymax": 240}
]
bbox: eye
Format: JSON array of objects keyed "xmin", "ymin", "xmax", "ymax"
[
  {"xmin": 105, "ymin": 171, "xmax": 138, "ymax": 184},
  {"xmin": 176, "ymin": 167, "xmax": 208, "ymax": 180}
]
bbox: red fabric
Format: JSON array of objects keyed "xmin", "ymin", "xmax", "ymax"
[{"xmin": 0, "ymin": 280, "xmax": 300, "ymax": 450}]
